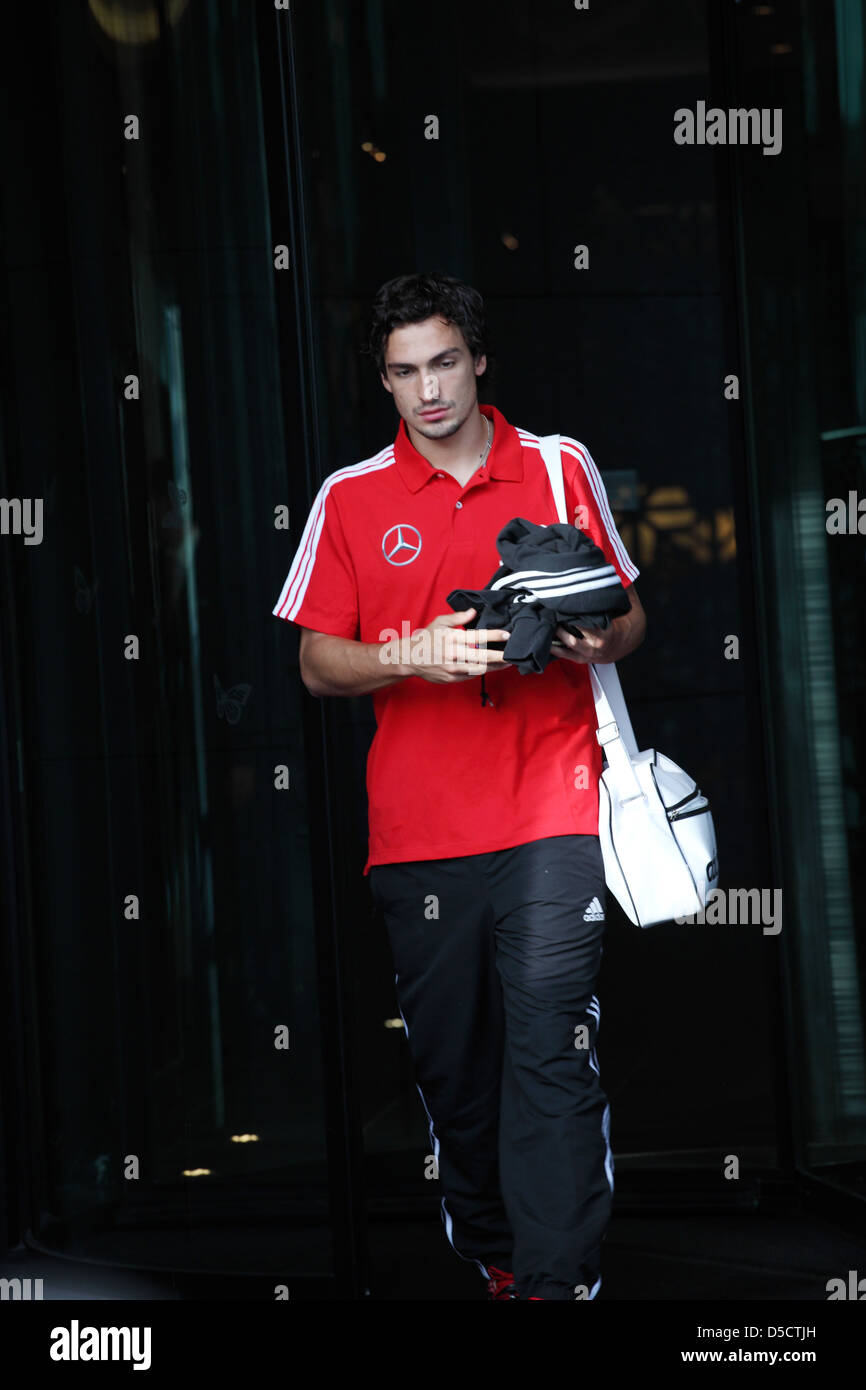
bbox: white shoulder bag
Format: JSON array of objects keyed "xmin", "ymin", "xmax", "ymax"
[{"xmin": 538, "ymin": 433, "xmax": 720, "ymax": 928}]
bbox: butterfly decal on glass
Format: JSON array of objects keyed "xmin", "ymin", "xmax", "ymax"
[
  {"xmin": 214, "ymin": 674, "xmax": 252, "ymax": 725},
  {"xmin": 162, "ymin": 480, "xmax": 188, "ymax": 530},
  {"xmin": 74, "ymin": 565, "xmax": 98, "ymax": 614}
]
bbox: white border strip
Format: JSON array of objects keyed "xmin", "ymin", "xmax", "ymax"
[{"xmin": 272, "ymin": 448, "xmax": 396, "ymax": 620}]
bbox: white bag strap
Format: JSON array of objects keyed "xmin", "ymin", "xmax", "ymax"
[
  {"xmin": 538, "ymin": 431, "xmax": 569, "ymax": 524},
  {"xmin": 589, "ymin": 663, "xmax": 639, "ymax": 759},
  {"xmin": 537, "ymin": 432, "xmax": 641, "ymax": 768}
]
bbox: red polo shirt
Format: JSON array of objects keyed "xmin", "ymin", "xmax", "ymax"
[{"xmin": 272, "ymin": 404, "xmax": 639, "ymax": 873}]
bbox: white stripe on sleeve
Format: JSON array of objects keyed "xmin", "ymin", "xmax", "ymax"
[
  {"xmin": 560, "ymin": 437, "xmax": 639, "ymax": 582},
  {"xmin": 272, "ymin": 448, "xmax": 395, "ymax": 621}
]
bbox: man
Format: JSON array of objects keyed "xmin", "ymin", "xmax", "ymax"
[{"xmin": 272, "ymin": 272, "xmax": 646, "ymax": 1301}]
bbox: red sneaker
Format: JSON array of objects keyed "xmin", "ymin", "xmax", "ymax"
[{"xmin": 486, "ymin": 1265, "xmax": 518, "ymax": 1300}]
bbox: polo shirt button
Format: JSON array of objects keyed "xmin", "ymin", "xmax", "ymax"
[
  {"xmin": 455, "ymin": 500, "xmax": 463, "ymax": 509},
  {"xmin": 436, "ymin": 472, "xmax": 444, "ymax": 478}
]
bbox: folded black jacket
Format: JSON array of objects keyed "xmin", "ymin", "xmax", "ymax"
[{"xmin": 447, "ymin": 516, "xmax": 630, "ymax": 675}]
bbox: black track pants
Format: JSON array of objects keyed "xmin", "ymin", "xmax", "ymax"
[{"xmin": 369, "ymin": 833, "xmax": 613, "ymax": 1301}]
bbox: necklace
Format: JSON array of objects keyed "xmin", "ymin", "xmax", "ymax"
[{"xmin": 479, "ymin": 413, "xmax": 493, "ymax": 465}]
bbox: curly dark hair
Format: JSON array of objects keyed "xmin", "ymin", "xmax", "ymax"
[{"xmin": 364, "ymin": 271, "xmax": 492, "ymax": 385}]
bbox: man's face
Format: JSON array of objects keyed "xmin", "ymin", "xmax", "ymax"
[{"xmin": 380, "ymin": 316, "xmax": 487, "ymax": 441}]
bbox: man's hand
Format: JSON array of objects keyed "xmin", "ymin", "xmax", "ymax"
[
  {"xmin": 551, "ymin": 585, "xmax": 646, "ymax": 666},
  {"xmin": 551, "ymin": 626, "xmax": 616, "ymax": 664},
  {"xmin": 298, "ymin": 610, "xmax": 512, "ymax": 698},
  {"xmin": 405, "ymin": 608, "xmax": 512, "ymax": 684}
]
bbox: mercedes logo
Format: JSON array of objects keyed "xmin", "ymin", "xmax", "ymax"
[{"xmin": 382, "ymin": 524, "xmax": 423, "ymax": 566}]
